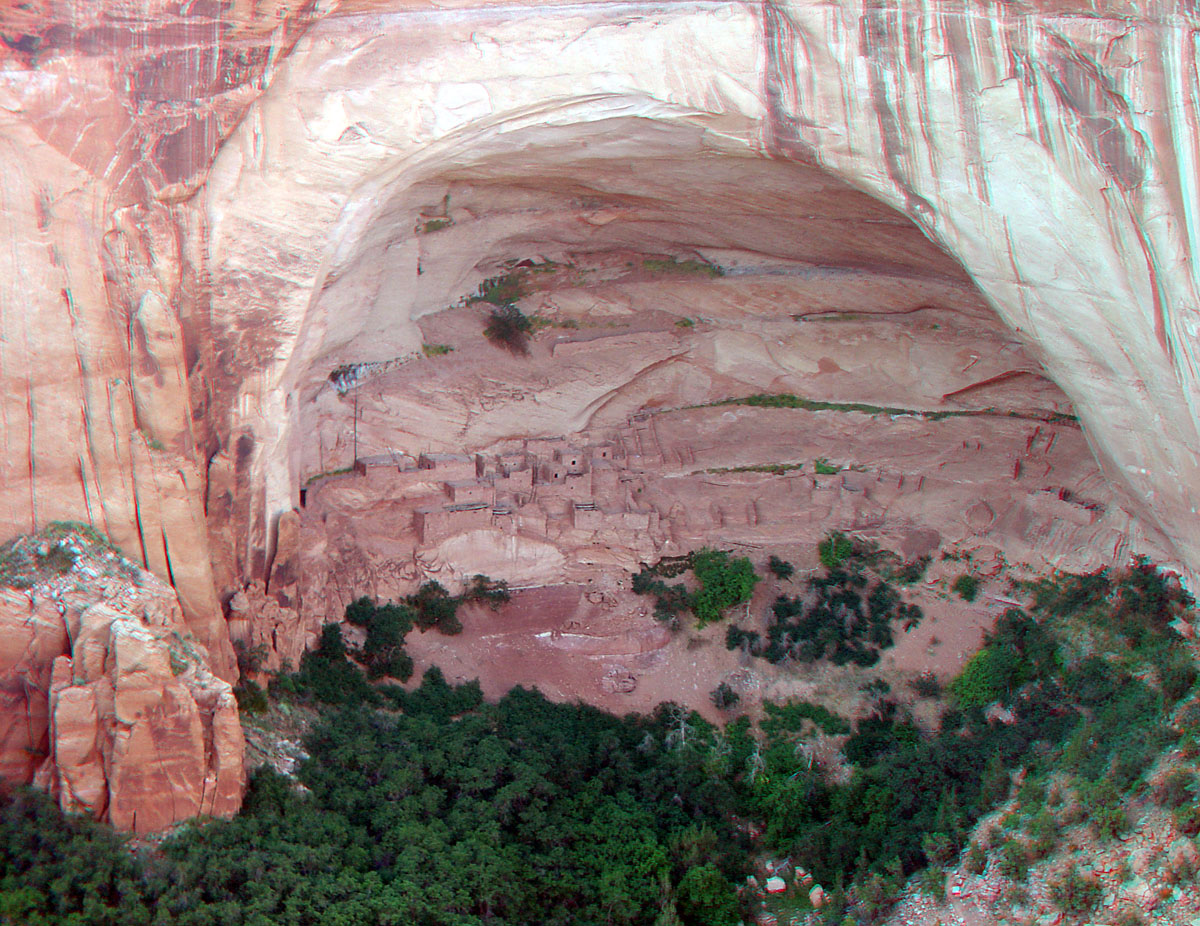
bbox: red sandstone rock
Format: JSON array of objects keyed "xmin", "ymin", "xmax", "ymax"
[
  {"xmin": 0, "ymin": 0, "xmax": 1199, "ymax": 846},
  {"xmin": 0, "ymin": 529, "xmax": 244, "ymax": 833}
]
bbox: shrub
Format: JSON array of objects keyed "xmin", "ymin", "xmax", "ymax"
[
  {"xmin": 287, "ymin": 623, "xmax": 378, "ymax": 706},
  {"xmin": 462, "ymin": 573, "xmax": 511, "ymax": 608},
  {"xmin": 852, "ymin": 872, "xmax": 900, "ymax": 923},
  {"xmin": 952, "ymin": 574, "xmax": 980, "ymax": 602},
  {"xmin": 643, "ymin": 257, "xmax": 723, "ymax": 277},
  {"xmin": 952, "ymin": 649, "xmax": 1004, "ymax": 710},
  {"xmin": 813, "ymin": 458, "xmax": 840, "ymax": 475},
  {"xmin": 483, "ymin": 305, "xmax": 534, "ymax": 354},
  {"xmin": 710, "ymin": 683, "xmax": 740, "ymax": 711},
  {"xmin": 915, "ymin": 866, "xmax": 946, "ymax": 900},
  {"xmin": 1174, "ymin": 802, "xmax": 1200, "ymax": 836},
  {"xmin": 817, "ymin": 532, "xmax": 852, "ymax": 569},
  {"xmin": 632, "ymin": 551, "xmax": 759, "ymax": 631},
  {"xmin": 762, "ymin": 699, "xmax": 850, "ymax": 736},
  {"xmin": 1048, "ymin": 864, "xmax": 1101, "ymax": 915},
  {"xmin": 407, "ymin": 581, "xmax": 462, "ymax": 635},
  {"xmin": 979, "ymin": 754, "xmax": 1011, "ymax": 806},
  {"xmin": 473, "ymin": 270, "xmax": 526, "ymax": 306},
  {"xmin": 233, "ymin": 678, "xmax": 269, "ymax": 714},
  {"xmin": 0, "ymin": 535, "xmax": 79, "ymax": 589},
  {"xmin": 725, "ymin": 624, "xmax": 761, "ymax": 654},
  {"xmin": 1086, "ymin": 782, "xmax": 1127, "ymax": 839},
  {"xmin": 633, "ymin": 567, "xmax": 693, "ymax": 628},
  {"xmin": 691, "ymin": 549, "xmax": 759, "ymax": 626},
  {"xmin": 889, "ymin": 555, "xmax": 930, "ymax": 585},
  {"xmin": 996, "ymin": 839, "xmax": 1030, "ymax": 880},
  {"xmin": 1160, "ymin": 652, "xmax": 1197, "ymax": 703},
  {"xmin": 762, "ymin": 545, "xmax": 920, "ymax": 667},
  {"xmin": 1026, "ymin": 809, "xmax": 1058, "ymax": 858},
  {"xmin": 907, "ymin": 672, "xmax": 942, "ymax": 699},
  {"xmin": 359, "ymin": 605, "xmax": 415, "ymax": 680},
  {"xmin": 767, "ymin": 555, "xmax": 795, "ymax": 580},
  {"xmin": 1031, "ymin": 569, "xmax": 1111, "ymax": 616},
  {"xmin": 234, "ymin": 639, "xmax": 269, "ymax": 675},
  {"xmin": 675, "ymin": 864, "xmax": 739, "ymax": 925},
  {"xmin": 921, "ymin": 832, "xmax": 955, "ymax": 867}
]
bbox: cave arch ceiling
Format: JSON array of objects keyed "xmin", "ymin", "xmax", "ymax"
[{"xmin": 204, "ymin": 0, "xmax": 1200, "ymax": 582}]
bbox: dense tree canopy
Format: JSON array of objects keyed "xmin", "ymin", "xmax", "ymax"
[{"xmin": 1, "ymin": 560, "xmax": 1194, "ymax": 925}]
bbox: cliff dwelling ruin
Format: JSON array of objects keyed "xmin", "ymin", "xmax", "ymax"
[{"xmin": 2, "ymin": 4, "xmax": 1200, "ymax": 922}]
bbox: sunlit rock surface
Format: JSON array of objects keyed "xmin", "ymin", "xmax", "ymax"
[
  {"xmin": 0, "ymin": 527, "xmax": 244, "ymax": 833},
  {"xmin": 206, "ymin": 0, "xmax": 1200, "ymax": 585},
  {"xmin": 0, "ymin": 0, "xmax": 1199, "ymax": 827}
]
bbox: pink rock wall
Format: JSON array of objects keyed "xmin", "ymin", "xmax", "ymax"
[{"xmin": 1, "ymin": 0, "xmax": 1200, "ymax": 830}]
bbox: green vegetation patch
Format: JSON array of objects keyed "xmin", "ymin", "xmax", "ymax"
[
  {"xmin": 0, "ymin": 522, "xmax": 119, "ymax": 590},
  {"xmin": 953, "ymin": 573, "xmax": 980, "ymax": 601},
  {"xmin": 728, "ymin": 533, "xmax": 923, "ymax": 669},
  {"xmin": 273, "ymin": 577, "xmax": 510, "ymax": 706},
  {"xmin": 345, "ymin": 597, "xmax": 415, "ymax": 681},
  {"xmin": 419, "ymin": 217, "xmax": 452, "ymax": 233},
  {"xmin": 711, "ymin": 392, "xmax": 1078, "ymax": 424},
  {"xmin": 691, "ymin": 549, "xmax": 759, "ymax": 627},
  {"xmin": 0, "ymin": 674, "xmax": 749, "ymax": 926},
  {"xmin": 761, "ymin": 699, "xmax": 851, "ymax": 738},
  {"xmin": 818, "ymin": 530, "xmax": 853, "ymax": 569},
  {"xmin": 642, "ymin": 257, "xmax": 723, "ymax": 277},
  {"xmin": 470, "ymin": 270, "xmax": 527, "ymax": 307},
  {"xmin": 304, "ymin": 466, "xmax": 355, "ymax": 487},
  {"xmin": 632, "ymin": 549, "xmax": 759, "ymax": 630},
  {"xmin": 767, "ymin": 555, "xmax": 794, "ymax": 580},
  {"xmin": 482, "ymin": 305, "xmax": 535, "ymax": 354},
  {"xmin": 705, "ymin": 462, "xmax": 804, "ymax": 476},
  {"xmin": 3, "ymin": 558, "xmax": 1193, "ymax": 926}
]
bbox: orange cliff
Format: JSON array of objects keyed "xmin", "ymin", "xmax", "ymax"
[{"xmin": 0, "ymin": 527, "xmax": 244, "ymax": 834}]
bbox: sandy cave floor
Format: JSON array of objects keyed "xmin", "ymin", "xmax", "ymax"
[{"xmin": 401, "ymin": 549, "xmax": 1001, "ymax": 728}]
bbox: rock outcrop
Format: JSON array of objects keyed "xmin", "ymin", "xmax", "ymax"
[{"xmin": 0, "ymin": 526, "xmax": 244, "ymax": 833}]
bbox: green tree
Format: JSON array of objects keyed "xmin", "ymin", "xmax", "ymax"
[
  {"xmin": 818, "ymin": 532, "xmax": 853, "ymax": 569},
  {"xmin": 952, "ymin": 574, "xmax": 979, "ymax": 602},
  {"xmin": 691, "ymin": 549, "xmax": 759, "ymax": 626},
  {"xmin": 674, "ymin": 864, "xmax": 739, "ymax": 926}
]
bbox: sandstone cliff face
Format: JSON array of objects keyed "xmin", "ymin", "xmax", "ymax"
[
  {"xmin": 200, "ymin": 0, "xmax": 1200, "ymax": 588},
  {"xmin": 1, "ymin": 0, "xmax": 1199, "ymax": 828},
  {"xmin": 0, "ymin": 527, "xmax": 244, "ymax": 833},
  {"xmin": 4, "ymin": 1, "xmax": 1197, "ymax": 599},
  {"xmin": 0, "ymin": 0, "xmax": 328, "ymax": 683}
]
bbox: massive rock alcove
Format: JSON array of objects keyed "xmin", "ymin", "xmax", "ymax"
[
  {"xmin": 1, "ymin": 0, "xmax": 1199, "ymax": 829},
  {"xmin": 205, "ymin": 0, "xmax": 1200, "ymax": 598}
]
